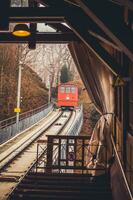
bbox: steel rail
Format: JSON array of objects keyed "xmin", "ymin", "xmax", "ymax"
[
  {"xmin": 29, "ymin": 110, "xmax": 75, "ymax": 172},
  {"xmin": 33, "ymin": 110, "xmax": 75, "ymax": 172},
  {"xmin": 43, "ymin": 110, "xmax": 76, "ymax": 167}
]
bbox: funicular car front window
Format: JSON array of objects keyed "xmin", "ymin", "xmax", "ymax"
[
  {"xmin": 66, "ymin": 86, "xmax": 70, "ymax": 93},
  {"xmin": 71, "ymin": 86, "xmax": 76, "ymax": 93},
  {"xmin": 60, "ymin": 86, "xmax": 65, "ymax": 93}
]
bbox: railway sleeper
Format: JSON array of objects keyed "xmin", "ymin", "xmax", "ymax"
[
  {"xmin": 10, "ymin": 193, "xmax": 113, "ymax": 200},
  {"xmin": 21, "ymin": 179, "xmax": 110, "ymax": 188},
  {"xmin": 0, "ymin": 175, "xmax": 18, "ymax": 182},
  {"xmin": 17, "ymin": 183, "xmax": 111, "ymax": 191}
]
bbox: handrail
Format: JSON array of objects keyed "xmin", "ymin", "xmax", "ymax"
[
  {"xmin": 0, "ymin": 103, "xmax": 51, "ymax": 128},
  {"xmin": 90, "ymin": 112, "xmax": 132, "ymax": 199},
  {"xmin": 0, "ymin": 103, "xmax": 53, "ymax": 145},
  {"xmin": 0, "ymin": 104, "xmax": 48, "ymax": 123},
  {"xmin": 111, "ymin": 134, "xmax": 133, "ymax": 200}
]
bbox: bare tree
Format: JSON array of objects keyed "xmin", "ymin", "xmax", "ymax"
[
  {"xmin": 17, "ymin": 44, "xmax": 37, "ymax": 66},
  {"xmin": 17, "ymin": 43, "xmax": 78, "ymax": 87},
  {"xmin": 0, "ymin": 45, "xmax": 11, "ymax": 96},
  {"xmin": 33, "ymin": 44, "xmax": 77, "ymax": 87}
]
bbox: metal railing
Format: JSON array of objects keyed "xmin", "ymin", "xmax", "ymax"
[
  {"xmin": 0, "ymin": 103, "xmax": 53, "ymax": 145},
  {"xmin": 31, "ymin": 105, "xmax": 107, "ymax": 174},
  {"xmin": 34, "ymin": 135, "xmax": 107, "ymax": 174}
]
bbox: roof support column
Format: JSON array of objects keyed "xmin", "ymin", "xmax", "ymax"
[
  {"xmin": 28, "ymin": 0, "xmax": 38, "ymax": 49},
  {"xmin": 0, "ymin": 0, "xmax": 10, "ymax": 30},
  {"xmin": 121, "ymin": 56, "xmax": 129, "ymax": 171}
]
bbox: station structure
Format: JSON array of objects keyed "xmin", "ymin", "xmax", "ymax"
[{"xmin": 0, "ymin": 1, "xmax": 133, "ymax": 200}]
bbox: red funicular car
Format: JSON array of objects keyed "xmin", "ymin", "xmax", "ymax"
[{"xmin": 57, "ymin": 83, "xmax": 78, "ymax": 109}]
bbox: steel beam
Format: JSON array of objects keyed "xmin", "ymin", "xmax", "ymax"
[
  {"xmin": 78, "ymin": 0, "xmax": 133, "ymax": 62},
  {"xmin": 0, "ymin": 32, "xmax": 79, "ymax": 43}
]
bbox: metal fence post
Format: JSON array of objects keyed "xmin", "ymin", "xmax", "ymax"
[{"xmin": 46, "ymin": 136, "xmax": 53, "ymax": 174}]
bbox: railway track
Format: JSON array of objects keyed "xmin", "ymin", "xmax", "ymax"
[
  {"xmin": 30, "ymin": 109, "xmax": 77, "ymax": 173},
  {"xmin": 0, "ymin": 109, "xmax": 61, "ymax": 171},
  {"xmin": 0, "ymin": 109, "xmax": 75, "ymax": 200}
]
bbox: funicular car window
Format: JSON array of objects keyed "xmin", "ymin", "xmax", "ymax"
[
  {"xmin": 71, "ymin": 86, "xmax": 76, "ymax": 93},
  {"xmin": 66, "ymin": 86, "xmax": 70, "ymax": 93},
  {"xmin": 60, "ymin": 86, "xmax": 65, "ymax": 93}
]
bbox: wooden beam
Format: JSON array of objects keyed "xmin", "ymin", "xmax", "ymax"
[
  {"xmin": 0, "ymin": 32, "xmax": 79, "ymax": 43},
  {"xmin": 28, "ymin": 0, "xmax": 38, "ymax": 49},
  {"xmin": 64, "ymin": 0, "xmax": 79, "ymax": 7},
  {"xmin": 78, "ymin": 0, "xmax": 133, "ymax": 62},
  {"xmin": 34, "ymin": 0, "xmax": 66, "ymax": 7},
  {"xmin": 108, "ymin": 0, "xmax": 133, "ymax": 12},
  {"xmin": 66, "ymin": 14, "xmax": 122, "ymax": 76},
  {"xmin": 88, "ymin": 30, "xmax": 121, "ymax": 51},
  {"xmin": 47, "ymin": 21, "xmax": 120, "ymax": 50},
  {"xmin": 8, "ymin": 7, "xmax": 65, "ymax": 23},
  {"xmin": 0, "ymin": 0, "xmax": 10, "ymax": 30},
  {"xmin": 47, "ymin": 23, "xmax": 72, "ymax": 33},
  {"xmin": 29, "ymin": 23, "xmax": 37, "ymax": 49}
]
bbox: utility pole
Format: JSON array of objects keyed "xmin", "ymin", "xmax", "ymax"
[
  {"xmin": 16, "ymin": 60, "xmax": 22, "ymax": 130},
  {"xmin": 48, "ymin": 75, "xmax": 51, "ymax": 104}
]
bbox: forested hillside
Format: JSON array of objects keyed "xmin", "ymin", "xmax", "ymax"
[{"xmin": 0, "ymin": 44, "xmax": 48, "ymax": 121}]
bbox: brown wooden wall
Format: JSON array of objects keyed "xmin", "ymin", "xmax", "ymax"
[{"xmin": 101, "ymin": 41, "xmax": 133, "ymax": 196}]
